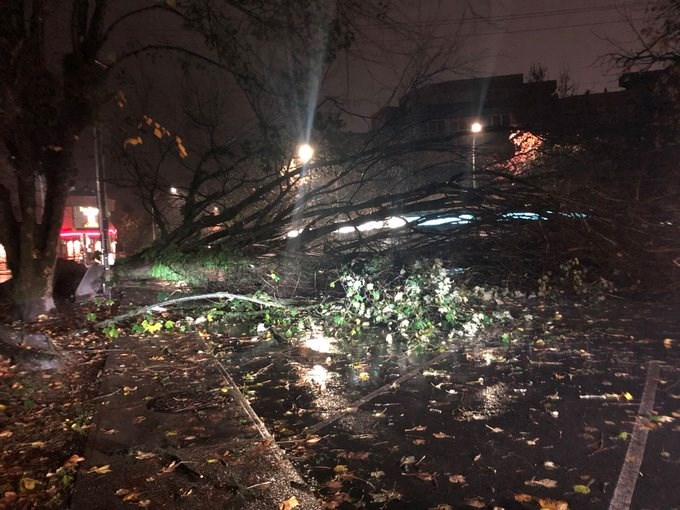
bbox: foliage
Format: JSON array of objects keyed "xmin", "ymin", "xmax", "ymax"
[
  {"xmin": 321, "ymin": 259, "xmax": 497, "ymax": 346},
  {"xmin": 537, "ymin": 258, "xmax": 615, "ymax": 298}
]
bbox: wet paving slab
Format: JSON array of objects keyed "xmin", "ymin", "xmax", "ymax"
[
  {"xmin": 215, "ymin": 297, "xmax": 680, "ymax": 509},
  {"xmin": 71, "ymin": 333, "xmax": 321, "ymax": 509}
]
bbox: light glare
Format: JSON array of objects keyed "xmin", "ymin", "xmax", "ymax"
[{"xmin": 297, "ymin": 143, "xmax": 314, "ymax": 164}]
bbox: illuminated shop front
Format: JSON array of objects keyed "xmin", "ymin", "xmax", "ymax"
[{"xmin": 58, "ymin": 196, "xmax": 117, "ymax": 265}]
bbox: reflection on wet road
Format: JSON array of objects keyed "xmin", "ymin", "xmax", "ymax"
[{"xmin": 214, "ymin": 298, "xmax": 679, "ymax": 509}]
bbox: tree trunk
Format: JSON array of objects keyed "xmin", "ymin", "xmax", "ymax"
[{"xmin": 11, "ymin": 259, "xmax": 57, "ymax": 322}]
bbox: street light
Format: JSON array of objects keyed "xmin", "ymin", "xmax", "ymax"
[
  {"xmin": 297, "ymin": 143, "xmax": 314, "ymax": 164},
  {"xmin": 470, "ymin": 122, "xmax": 483, "ymax": 189}
]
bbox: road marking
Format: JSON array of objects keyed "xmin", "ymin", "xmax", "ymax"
[{"xmin": 608, "ymin": 360, "xmax": 661, "ymax": 510}]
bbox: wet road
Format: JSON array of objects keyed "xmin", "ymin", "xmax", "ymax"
[{"xmin": 214, "ymin": 297, "xmax": 679, "ymax": 509}]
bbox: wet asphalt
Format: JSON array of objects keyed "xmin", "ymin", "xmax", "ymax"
[{"xmin": 216, "ymin": 296, "xmax": 679, "ymax": 509}]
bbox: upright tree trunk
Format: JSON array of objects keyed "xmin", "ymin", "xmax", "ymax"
[{"xmin": 11, "ymin": 259, "xmax": 57, "ymax": 322}]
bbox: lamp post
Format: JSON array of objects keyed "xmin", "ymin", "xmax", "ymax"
[{"xmin": 470, "ymin": 121, "xmax": 482, "ymax": 189}]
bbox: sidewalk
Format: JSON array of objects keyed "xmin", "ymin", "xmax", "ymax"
[{"xmin": 71, "ymin": 332, "xmax": 320, "ymax": 509}]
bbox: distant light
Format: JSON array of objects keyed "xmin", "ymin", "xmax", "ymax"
[
  {"xmin": 387, "ymin": 216, "xmax": 407, "ymax": 229},
  {"xmin": 471, "ymin": 122, "xmax": 483, "ymax": 133},
  {"xmin": 337, "ymin": 226, "xmax": 356, "ymax": 234},
  {"xmin": 297, "ymin": 143, "xmax": 314, "ymax": 164}
]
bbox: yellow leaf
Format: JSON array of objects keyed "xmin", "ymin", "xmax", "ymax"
[
  {"xmin": 88, "ymin": 464, "xmax": 112, "ymax": 474},
  {"xmin": 538, "ymin": 498, "xmax": 569, "ymax": 510},
  {"xmin": 206, "ymin": 458, "xmax": 219, "ymax": 463},
  {"xmin": 20, "ymin": 477, "xmax": 38, "ymax": 491},
  {"xmin": 573, "ymin": 484, "xmax": 590, "ymax": 494},
  {"xmin": 29, "ymin": 441, "xmax": 47, "ymax": 448},
  {"xmin": 0, "ymin": 404, "xmax": 6, "ymax": 411},
  {"xmin": 219, "ymin": 387, "xmax": 229, "ymax": 393},
  {"xmin": 622, "ymin": 392, "xmax": 633, "ymax": 401},
  {"xmin": 124, "ymin": 137, "xmax": 143, "ymax": 147},
  {"xmin": 334, "ymin": 464, "xmax": 348, "ymax": 474},
  {"xmin": 279, "ymin": 496, "xmax": 299, "ymax": 510},
  {"xmin": 358, "ymin": 372, "xmax": 370, "ymax": 381}
]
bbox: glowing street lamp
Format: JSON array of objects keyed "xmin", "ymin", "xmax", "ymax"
[
  {"xmin": 297, "ymin": 143, "xmax": 314, "ymax": 164},
  {"xmin": 470, "ymin": 122, "xmax": 483, "ymax": 189}
]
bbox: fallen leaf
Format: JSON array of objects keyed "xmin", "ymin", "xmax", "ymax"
[
  {"xmin": 29, "ymin": 441, "xmax": 47, "ymax": 448},
  {"xmin": 135, "ymin": 451, "xmax": 156, "ymax": 460},
  {"xmin": 526, "ymin": 438, "xmax": 540, "ymax": 446},
  {"xmin": 622, "ymin": 392, "xmax": 633, "ymax": 401},
  {"xmin": 448, "ymin": 474, "xmax": 466, "ymax": 484},
  {"xmin": 538, "ymin": 498, "xmax": 569, "ymax": 510},
  {"xmin": 123, "ymin": 491, "xmax": 141, "ymax": 502},
  {"xmin": 334, "ymin": 465, "xmax": 348, "ymax": 474},
  {"xmin": 405, "ymin": 472, "xmax": 433, "ymax": 482},
  {"xmin": 433, "ymin": 432, "xmax": 452, "ymax": 439},
  {"xmin": 124, "ymin": 136, "xmax": 143, "ymax": 147},
  {"xmin": 160, "ymin": 460, "xmax": 181, "ymax": 473},
  {"xmin": 525, "ymin": 478, "xmax": 558, "ymax": 488},
  {"xmin": 88, "ymin": 465, "xmax": 112, "ymax": 474},
  {"xmin": 370, "ymin": 471, "xmax": 385, "ymax": 479},
  {"xmin": 305, "ymin": 435, "xmax": 322, "ymax": 444},
  {"xmin": 405, "ymin": 425, "xmax": 427, "ymax": 432},
  {"xmin": 485, "ymin": 425, "xmax": 503, "ymax": 433},
  {"xmin": 371, "ymin": 490, "xmax": 402, "ymax": 503},
  {"xmin": 544, "ymin": 461, "xmax": 558, "ymax": 470},
  {"xmin": 0, "ymin": 430, "xmax": 13, "ymax": 438},
  {"xmin": 138, "ymin": 500, "xmax": 151, "ymax": 508},
  {"xmin": 663, "ymin": 338, "xmax": 673, "ymax": 348},
  {"xmin": 279, "ymin": 495, "xmax": 299, "ymax": 510},
  {"xmin": 413, "ymin": 439, "xmax": 427, "ymax": 445},
  {"xmin": 464, "ymin": 497, "xmax": 486, "ymax": 508},
  {"xmin": 358, "ymin": 372, "xmax": 370, "ymax": 381},
  {"xmin": 573, "ymin": 484, "xmax": 590, "ymax": 494},
  {"xmin": 115, "ymin": 489, "xmax": 130, "ymax": 496},
  {"xmin": 63, "ymin": 455, "xmax": 86, "ymax": 468},
  {"xmin": 19, "ymin": 478, "xmax": 38, "ymax": 491},
  {"xmin": 515, "ymin": 493, "xmax": 533, "ymax": 502}
]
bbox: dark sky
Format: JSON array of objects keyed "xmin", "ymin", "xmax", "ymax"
[{"xmin": 325, "ymin": 0, "xmax": 651, "ymax": 129}]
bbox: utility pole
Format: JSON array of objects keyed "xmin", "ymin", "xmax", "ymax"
[{"xmin": 93, "ymin": 125, "xmax": 111, "ymax": 297}]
